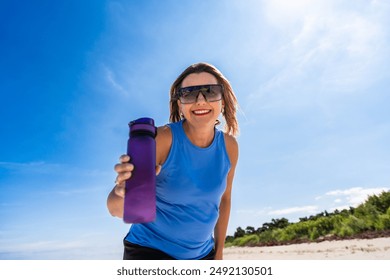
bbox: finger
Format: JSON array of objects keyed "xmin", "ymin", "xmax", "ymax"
[
  {"xmin": 114, "ymin": 162, "xmax": 134, "ymax": 173},
  {"xmin": 155, "ymin": 165, "xmax": 162, "ymax": 176},
  {"xmin": 114, "ymin": 184, "xmax": 125, "ymax": 198},
  {"xmin": 119, "ymin": 154, "xmax": 130, "ymax": 163},
  {"xmin": 115, "ymin": 172, "xmax": 132, "ymax": 185}
]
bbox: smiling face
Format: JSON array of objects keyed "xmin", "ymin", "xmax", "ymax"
[{"xmin": 178, "ymin": 72, "xmax": 224, "ymax": 128}]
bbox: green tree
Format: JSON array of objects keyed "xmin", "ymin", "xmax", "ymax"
[
  {"xmin": 245, "ymin": 226, "xmax": 256, "ymax": 234},
  {"xmin": 234, "ymin": 227, "xmax": 245, "ymax": 238}
]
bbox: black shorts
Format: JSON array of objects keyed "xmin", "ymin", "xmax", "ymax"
[{"xmin": 123, "ymin": 239, "xmax": 216, "ymax": 260}]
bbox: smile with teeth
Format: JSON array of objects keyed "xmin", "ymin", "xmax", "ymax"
[{"xmin": 192, "ymin": 109, "xmax": 211, "ymax": 115}]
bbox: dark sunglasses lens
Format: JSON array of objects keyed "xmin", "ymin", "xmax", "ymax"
[
  {"xmin": 180, "ymin": 90, "xmax": 198, "ymax": 103},
  {"xmin": 179, "ymin": 85, "xmax": 222, "ymax": 103},
  {"xmin": 205, "ymin": 85, "xmax": 222, "ymax": 102}
]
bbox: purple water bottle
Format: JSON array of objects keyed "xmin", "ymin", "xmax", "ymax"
[{"xmin": 123, "ymin": 117, "xmax": 157, "ymax": 224}]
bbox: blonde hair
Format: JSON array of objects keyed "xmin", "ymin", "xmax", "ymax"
[{"xmin": 169, "ymin": 62, "xmax": 239, "ymax": 136}]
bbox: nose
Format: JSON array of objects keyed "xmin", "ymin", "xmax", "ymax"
[{"xmin": 196, "ymin": 91, "xmax": 207, "ymax": 103}]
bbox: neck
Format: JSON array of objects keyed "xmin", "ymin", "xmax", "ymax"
[{"xmin": 182, "ymin": 120, "xmax": 215, "ymax": 148}]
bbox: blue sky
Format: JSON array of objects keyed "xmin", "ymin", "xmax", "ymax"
[{"xmin": 1, "ymin": 0, "xmax": 389, "ymax": 259}]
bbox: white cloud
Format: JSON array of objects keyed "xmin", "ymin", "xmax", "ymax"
[
  {"xmin": 0, "ymin": 161, "xmax": 111, "ymax": 179},
  {"xmin": 268, "ymin": 205, "xmax": 318, "ymax": 216},
  {"xmin": 3, "ymin": 240, "xmax": 85, "ymax": 252},
  {"xmin": 248, "ymin": 0, "xmax": 389, "ymax": 111},
  {"xmin": 0, "ymin": 161, "xmax": 62, "ymax": 174},
  {"xmin": 0, "ymin": 239, "xmax": 86, "ymax": 260},
  {"xmin": 328, "ymin": 205, "xmax": 351, "ymax": 212},
  {"xmin": 0, "ymin": 161, "xmax": 47, "ymax": 168},
  {"xmin": 235, "ymin": 208, "xmax": 270, "ymax": 216},
  {"xmin": 0, "ymin": 233, "xmax": 122, "ymax": 260},
  {"xmin": 103, "ymin": 65, "xmax": 129, "ymax": 97},
  {"xmin": 322, "ymin": 186, "xmax": 390, "ymax": 206},
  {"xmin": 263, "ymin": 0, "xmax": 331, "ymax": 29},
  {"xmin": 54, "ymin": 186, "xmax": 106, "ymax": 197}
]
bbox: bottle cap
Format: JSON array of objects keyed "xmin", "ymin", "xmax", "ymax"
[
  {"xmin": 131, "ymin": 117, "xmax": 155, "ymax": 126},
  {"xmin": 129, "ymin": 117, "xmax": 157, "ymax": 137}
]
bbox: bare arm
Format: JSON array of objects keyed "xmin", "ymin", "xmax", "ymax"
[
  {"xmin": 107, "ymin": 155, "xmax": 133, "ymax": 218},
  {"xmin": 214, "ymin": 135, "xmax": 239, "ymax": 259}
]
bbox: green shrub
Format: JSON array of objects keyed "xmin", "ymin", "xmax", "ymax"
[
  {"xmin": 313, "ymin": 217, "xmax": 335, "ymax": 235},
  {"xmin": 344, "ymin": 215, "xmax": 367, "ymax": 233},
  {"xmin": 309, "ymin": 227, "xmax": 320, "ymax": 240},
  {"xmin": 277, "ymin": 227, "xmax": 298, "ymax": 241},
  {"xmin": 286, "ymin": 221, "xmax": 310, "ymax": 239},
  {"xmin": 354, "ymin": 204, "xmax": 380, "ymax": 229},
  {"xmin": 258, "ymin": 230, "xmax": 276, "ymax": 244},
  {"xmin": 233, "ymin": 234, "xmax": 260, "ymax": 246},
  {"xmin": 226, "ymin": 191, "xmax": 390, "ymax": 247},
  {"xmin": 336, "ymin": 224, "xmax": 354, "ymax": 237},
  {"xmin": 375, "ymin": 214, "xmax": 390, "ymax": 230},
  {"xmin": 364, "ymin": 191, "xmax": 390, "ymax": 214}
]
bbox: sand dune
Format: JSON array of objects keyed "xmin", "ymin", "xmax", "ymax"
[{"xmin": 223, "ymin": 237, "xmax": 390, "ymax": 259}]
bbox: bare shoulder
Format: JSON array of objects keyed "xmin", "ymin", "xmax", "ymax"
[
  {"xmin": 157, "ymin": 125, "xmax": 172, "ymax": 140},
  {"xmin": 223, "ymin": 133, "xmax": 239, "ymax": 166},
  {"xmin": 156, "ymin": 125, "xmax": 172, "ymax": 165}
]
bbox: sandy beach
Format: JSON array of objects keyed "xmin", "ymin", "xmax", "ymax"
[{"xmin": 223, "ymin": 237, "xmax": 390, "ymax": 259}]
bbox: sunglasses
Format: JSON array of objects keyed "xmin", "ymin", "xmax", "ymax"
[{"xmin": 176, "ymin": 84, "xmax": 223, "ymax": 104}]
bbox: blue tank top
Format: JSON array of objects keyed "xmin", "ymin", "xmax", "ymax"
[{"xmin": 125, "ymin": 120, "xmax": 231, "ymax": 259}]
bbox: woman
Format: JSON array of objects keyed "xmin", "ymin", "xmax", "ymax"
[{"xmin": 107, "ymin": 62, "xmax": 239, "ymax": 260}]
